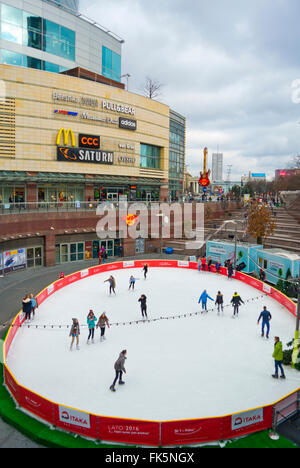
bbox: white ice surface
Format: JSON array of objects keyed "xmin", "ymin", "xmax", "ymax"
[{"xmin": 6, "ymin": 268, "xmax": 300, "ymax": 421}]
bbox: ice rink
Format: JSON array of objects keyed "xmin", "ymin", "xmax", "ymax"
[{"xmin": 6, "ymin": 267, "xmax": 300, "ymax": 421}]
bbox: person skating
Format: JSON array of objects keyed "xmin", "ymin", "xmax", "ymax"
[
  {"xmin": 87, "ymin": 310, "xmax": 97, "ymax": 344},
  {"xmin": 22, "ymin": 294, "xmax": 32, "ymax": 322},
  {"xmin": 198, "ymin": 290, "xmax": 214, "ymax": 313},
  {"xmin": 143, "ymin": 263, "xmax": 148, "ymax": 279},
  {"xmin": 110, "ymin": 350, "xmax": 127, "ymax": 392},
  {"xmin": 257, "ymin": 306, "xmax": 272, "ymax": 338},
  {"xmin": 215, "ymin": 291, "xmax": 224, "ymax": 314},
  {"xmin": 104, "ymin": 275, "xmax": 116, "ymax": 295},
  {"xmin": 138, "ymin": 294, "xmax": 148, "ymax": 319},
  {"xmin": 96, "ymin": 312, "xmax": 110, "ymax": 342},
  {"xmin": 129, "ymin": 275, "xmax": 138, "ymax": 291},
  {"xmin": 69, "ymin": 318, "xmax": 80, "ymax": 351},
  {"xmin": 231, "ymin": 292, "xmax": 245, "ymax": 316},
  {"xmin": 272, "ymin": 337, "xmax": 286, "ymax": 379}
]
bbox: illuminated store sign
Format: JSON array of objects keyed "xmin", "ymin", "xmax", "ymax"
[
  {"xmin": 119, "ymin": 118, "xmax": 137, "ymax": 131},
  {"xmin": 56, "ymin": 128, "xmax": 113, "ymax": 165},
  {"xmin": 57, "ymin": 147, "xmax": 114, "ymax": 165},
  {"xmin": 79, "ymin": 134, "xmax": 100, "ymax": 149}
]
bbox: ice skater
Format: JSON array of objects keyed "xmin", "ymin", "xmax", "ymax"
[
  {"xmin": 272, "ymin": 337, "xmax": 286, "ymax": 379},
  {"xmin": 198, "ymin": 290, "xmax": 214, "ymax": 313},
  {"xmin": 69, "ymin": 318, "xmax": 80, "ymax": 351},
  {"xmin": 96, "ymin": 312, "xmax": 110, "ymax": 342},
  {"xmin": 215, "ymin": 291, "xmax": 224, "ymax": 314},
  {"xmin": 138, "ymin": 294, "xmax": 148, "ymax": 319},
  {"xmin": 257, "ymin": 306, "xmax": 272, "ymax": 338},
  {"xmin": 22, "ymin": 294, "xmax": 32, "ymax": 322},
  {"xmin": 87, "ymin": 310, "xmax": 97, "ymax": 344},
  {"xmin": 110, "ymin": 349, "xmax": 127, "ymax": 392},
  {"xmin": 231, "ymin": 292, "xmax": 244, "ymax": 317},
  {"xmin": 129, "ymin": 275, "xmax": 139, "ymax": 291},
  {"xmin": 143, "ymin": 263, "xmax": 149, "ymax": 279},
  {"xmin": 104, "ymin": 275, "xmax": 116, "ymax": 295}
]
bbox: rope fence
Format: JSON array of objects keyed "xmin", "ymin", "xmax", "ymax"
[{"xmin": 5, "ymin": 293, "xmax": 268, "ymax": 331}]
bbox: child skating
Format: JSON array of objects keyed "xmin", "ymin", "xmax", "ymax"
[
  {"xmin": 198, "ymin": 290, "xmax": 214, "ymax": 313},
  {"xmin": 70, "ymin": 318, "xmax": 80, "ymax": 351},
  {"xmin": 87, "ymin": 310, "xmax": 97, "ymax": 344},
  {"xmin": 96, "ymin": 312, "xmax": 110, "ymax": 342},
  {"xmin": 129, "ymin": 275, "xmax": 139, "ymax": 291}
]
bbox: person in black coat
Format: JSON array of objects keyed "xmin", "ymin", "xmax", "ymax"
[
  {"xmin": 231, "ymin": 292, "xmax": 245, "ymax": 316},
  {"xmin": 143, "ymin": 263, "xmax": 148, "ymax": 279},
  {"xmin": 138, "ymin": 295, "xmax": 148, "ymax": 319},
  {"xmin": 22, "ymin": 294, "xmax": 32, "ymax": 321},
  {"xmin": 228, "ymin": 263, "xmax": 234, "ymax": 279},
  {"xmin": 215, "ymin": 291, "xmax": 224, "ymax": 314}
]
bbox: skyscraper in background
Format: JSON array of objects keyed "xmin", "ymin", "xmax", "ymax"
[
  {"xmin": 212, "ymin": 153, "xmax": 223, "ymax": 182},
  {"xmin": 45, "ymin": 0, "xmax": 79, "ymax": 14}
]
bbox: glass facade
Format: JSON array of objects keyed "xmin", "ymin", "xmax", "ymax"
[
  {"xmin": 1, "ymin": 3, "xmax": 76, "ymax": 62},
  {"xmin": 140, "ymin": 144, "xmax": 161, "ymax": 170},
  {"xmin": 38, "ymin": 185, "xmax": 84, "ymax": 203},
  {"xmin": 169, "ymin": 114, "xmax": 185, "ymax": 201},
  {"xmin": 102, "ymin": 46, "xmax": 121, "ymax": 82},
  {"xmin": 1, "ymin": 49, "xmax": 66, "ymax": 72}
]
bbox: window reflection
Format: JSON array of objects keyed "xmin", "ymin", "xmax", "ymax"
[{"xmin": 1, "ymin": 3, "xmax": 76, "ymax": 61}]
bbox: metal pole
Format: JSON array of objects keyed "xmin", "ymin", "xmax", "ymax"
[{"xmin": 234, "ymin": 222, "xmax": 237, "ymax": 270}]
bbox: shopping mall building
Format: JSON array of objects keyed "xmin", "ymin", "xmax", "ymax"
[{"xmin": 0, "ymin": 0, "xmax": 186, "ymax": 271}]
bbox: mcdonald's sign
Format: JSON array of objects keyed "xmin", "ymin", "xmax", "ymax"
[{"xmin": 56, "ymin": 128, "xmax": 76, "ymax": 147}]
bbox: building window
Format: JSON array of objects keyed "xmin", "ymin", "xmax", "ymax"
[
  {"xmin": 102, "ymin": 46, "xmax": 121, "ymax": 82},
  {"xmin": 1, "ymin": 3, "xmax": 76, "ymax": 62},
  {"xmin": 140, "ymin": 144, "xmax": 161, "ymax": 170}
]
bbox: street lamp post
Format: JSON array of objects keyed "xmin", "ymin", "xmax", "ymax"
[{"xmin": 224, "ymin": 220, "xmax": 238, "ymax": 270}]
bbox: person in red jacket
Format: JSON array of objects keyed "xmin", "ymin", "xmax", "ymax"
[{"xmin": 201, "ymin": 256, "xmax": 207, "ymax": 271}]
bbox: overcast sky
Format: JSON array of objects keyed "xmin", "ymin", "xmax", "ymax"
[{"xmin": 81, "ymin": 0, "xmax": 300, "ymax": 181}]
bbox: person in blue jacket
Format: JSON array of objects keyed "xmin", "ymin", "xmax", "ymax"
[
  {"xmin": 257, "ymin": 306, "xmax": 272, "ymax": 338},
  {"xmin": 87, "ymin": 310, "xmax": 97, "ymax": 344},
  {"xmin": 198, "ymin": 290, "xmax": 214, "ymax": 313}
]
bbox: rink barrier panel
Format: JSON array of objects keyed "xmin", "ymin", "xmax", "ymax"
[{"xmin": 2, "ymin": 260, "xmax": 298, "ymax": 446}]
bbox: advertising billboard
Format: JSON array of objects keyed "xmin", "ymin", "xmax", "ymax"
[{"xmin": 3, "ymin": 249, "xmax": 26, "ymax": 273}]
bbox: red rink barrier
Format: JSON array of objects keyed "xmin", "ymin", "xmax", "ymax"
[
  {"xmin": 3, "ymin": 259, "xmax": 297, "ymax": 446},
  {"xmin": 99, "ymin": 416, "xmax": 160, "ymax": 446}
]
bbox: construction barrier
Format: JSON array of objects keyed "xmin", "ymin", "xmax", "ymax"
[{"xmin": 2, "ymin": 260, "xmax": 297, "ymax": 446}]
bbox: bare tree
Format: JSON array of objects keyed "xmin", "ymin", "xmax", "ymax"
[{"xmin": 143, "ymin": 76, "xmax": 164, "ymax": 100}]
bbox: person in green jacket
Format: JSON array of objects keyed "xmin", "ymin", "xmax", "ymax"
[{"xmin": 272, "ymin": 336, "xmax": 286, "ymax": 379}]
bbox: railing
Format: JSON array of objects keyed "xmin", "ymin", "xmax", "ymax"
[{"xmin": 0, "ymin": 199, "xmax": 239, "ymax": 215}]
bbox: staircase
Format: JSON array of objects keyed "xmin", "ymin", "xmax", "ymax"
[{"xmin": 264, "ymin": 205, "xmax": 300, "ymax": 254}]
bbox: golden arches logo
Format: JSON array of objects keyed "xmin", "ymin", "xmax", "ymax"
[{"xmin": 56, "ymin": 128, "xmax": 76, "ymax": 147}]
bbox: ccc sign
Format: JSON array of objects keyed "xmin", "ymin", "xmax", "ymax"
[
  {"xmin": 79, "ymin": 134, "xmax": 100, "ymax": 149},
  {"xmin": 56, "ymin": 128, "xmax": 76, "ymax": 147}
]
